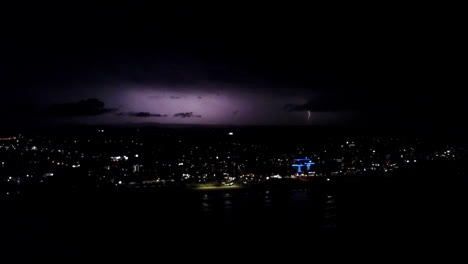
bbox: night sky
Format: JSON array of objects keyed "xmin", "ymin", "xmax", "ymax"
[{"xmin": 0, "ymin": 4, "xmax": 464, "ymax": 130}]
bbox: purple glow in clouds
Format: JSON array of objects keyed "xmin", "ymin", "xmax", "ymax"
[{"xmin": 34, "ymin": 82, "xmax": 352, "ymax": 126}]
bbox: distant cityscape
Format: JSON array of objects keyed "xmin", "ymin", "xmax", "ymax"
[{"xmin": 1, "ymin": 127, "xmax": 466, "ymax": 197}]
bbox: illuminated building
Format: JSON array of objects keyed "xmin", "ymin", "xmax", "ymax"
[{"xmin": 292, "ymin": 158, "xmax": 315, "ymax": 175}]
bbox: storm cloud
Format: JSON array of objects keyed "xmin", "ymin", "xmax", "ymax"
[
  {"xmin": 44, "ymin": 99, "xmax": 116, "ymax": 117},
  {"xmin": 284, "ymin": 93, "xmax": 359, "ymax": 113},
  {"xmin": 127, "ymin": 112, "xmax": 167, "ymax": 118},
  {"xmin": 174, "ymin": 112, "xmax": 202, "ymax": 118}
]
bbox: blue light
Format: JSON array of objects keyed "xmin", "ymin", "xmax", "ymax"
[
  {"xmin": 292, "ymin": 158, "xmax": 315, "ymax": 174},
  {"xmin": 305, "ymin": 162, "xmax": 315, "ymax": 170},
  {"xmin": 292, "ymin": 164, "xmax": 302, "ymax": 173},
  {"xmin": 294, "ymin": 159, "xmax": 311, "ymax": 162}
]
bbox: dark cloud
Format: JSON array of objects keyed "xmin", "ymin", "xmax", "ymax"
[
  {"xmin": 284, "ymin": 93, "xmax": 358, "ymax": 112},
  {"xmin": 127, "ymin": 112, "xmax": 167, "ymax": 118},
  {"xmin": 12, "ymin": 103, "xmax": 37, "ymax": 115},
  {"xmin": 44, "ymin": 98, "xmax": 116, "ymax": 117},
  {"xmin": 148, "ymin": 95, "xmax": 160, "ymax": 99},
  {"xmin": 174, "ymin": 112, "xmax": 202, "ymax": 118},
  {"xmin": 197, "ymin": 96, "xmax": 202, "ymax": 99},
  {"xmin": 169, "ymin": 96, "xmax": 182, "ymax": 99},
  {"xmin": 232, "ymin": 110, "xmax": 239, "ymax": 115}
]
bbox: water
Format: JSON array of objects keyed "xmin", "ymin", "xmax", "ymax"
[
  {"xmin": 0, "ymin": 187, "xmax": 336, "ymax": 258},
  {"xmin": 195, "ymin": 188, "xmax": 335, "ymax": 230}
]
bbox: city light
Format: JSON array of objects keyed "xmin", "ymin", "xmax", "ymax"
[{"xmin": 0, "ymin": 130, "xmax": 462, "ymax": 202}]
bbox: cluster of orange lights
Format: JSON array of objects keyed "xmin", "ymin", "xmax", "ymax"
[
  {"xmin": 0, "ymin": 137, "xmax": 16, "ymax": 141},
  {"xmin": 142, "ymin": 179, "xmax": 161, "ymax": 184}
]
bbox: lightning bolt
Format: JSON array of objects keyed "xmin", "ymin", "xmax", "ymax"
[{"xmin": 307, "ymin": 110, "xmax": 311, "ymax": 120}]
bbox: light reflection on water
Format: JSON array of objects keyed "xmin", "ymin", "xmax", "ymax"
[{"xmin": 198, "ymin": 189, "xmax": 336, "ymax": 228}]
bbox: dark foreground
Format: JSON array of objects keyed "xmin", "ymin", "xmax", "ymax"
[
  {"xmin": 1, "ymin": 181, "xmax": 336, "ymax": 260},
  {"xmin": 2, "ymin": 160, "xmax": 468, "ymax": 260}
]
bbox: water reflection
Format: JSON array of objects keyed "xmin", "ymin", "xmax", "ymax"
[
  {"xmin": 264, "ymin": 190, "xmax": 272, "ymax": 208},
  {"xmin": 197, "ymin": 188, "xmax": 336, "ymax": 230},
  {"xmin": 323, "ymin": 194, "xmax": 336, "ymax": 223}
]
